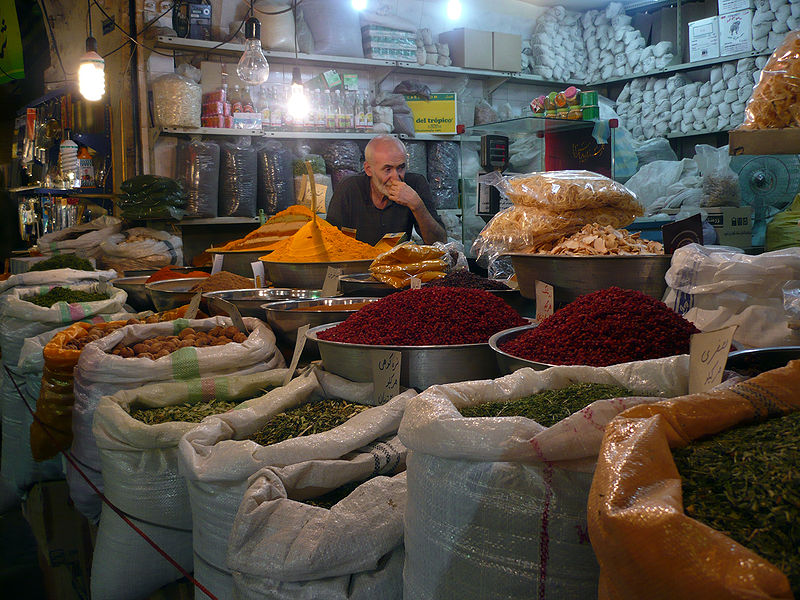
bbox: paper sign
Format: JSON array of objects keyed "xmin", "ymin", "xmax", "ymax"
[
  {"xmin": 250, "ymin": 261, "xmax": 265, "ymax": 288},
  {"xmin": 535, "ymin": 281, "xmax": 554, "ymax": 321},
  {"xmin": 185, "ymin": 292, "xmax": 202, "ymax": 320},
  {"xmin": 410, "ymin": 276, "xmax": 422, "ymax": 289},
  {"xmin": 211, "ymin": 253, "xmax": 224, "ymax": 275},
  {"xmin": 662, "ymin": 213, "xmax": 703, "ymax": 254},
  {"xmin": 689, "ymin": 325, "xmax": 738, "ymax": 394},
  {"xmin": 322, "ymin": 267, "xmax": 342, "ymax": 297},
  {"xmin": 283, "ymin": 324, "xmax": 310, "ymax": 386},
  {"xmin": 341, "ymin": 227, "xmax": 358, "ymax": 239},
  {"xmin": 213, "ymin": 297, "xmax": 249, "ymax": 334},
  {"xmin": 371, "ymin": 350, "xmax": 401, "ymax": 404},
  {"xmin": 296, "ymin": 178, "xmax": 327, "ymax": 212}
]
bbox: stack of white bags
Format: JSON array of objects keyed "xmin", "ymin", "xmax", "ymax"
[
  {"xmin": 528, "ymin": 6, "xmax": 588, "ymax": 81},
  {"xmin": 752, "ymin": 0, "xmax": 800, "ymax": 52}
]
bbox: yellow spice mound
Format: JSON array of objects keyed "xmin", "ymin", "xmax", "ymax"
[
  {"xmin": 262, "ymin": 218, "xmax": 381, "ymax": 262},
  {"xmin": 216, "ymin": 205, "xmax": 315, "ymax": 252}
]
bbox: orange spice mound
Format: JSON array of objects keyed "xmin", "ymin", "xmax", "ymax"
[
  {"xmin": 216, "ymin": 205, "xmax": 315, "ymax": 252},
  {"xmin": 262, "ymin": 218, "xmax": 381, "ymax": 262},
  {"xmin": 145, "ymin": 266, "xmax": 209, "ymax": 283}
]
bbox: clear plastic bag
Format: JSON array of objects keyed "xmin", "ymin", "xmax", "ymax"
[
  {"xmin": 694, "ymin": 145, "xmax": 741, "ymax": 208},
  {"xmin": 784, "ymin": 280, "xmax": 800, "ymax": 324},
  {"xmin": 219, "ymin": 138, "xmax": 258, "ymax": 217},
  {"xmin": 426, "ymin": 141, "xmax": 460, "ymax": 209},
  {"xmin": 257, "ymin": 140, "xmax": 294, "ymax": 215},
  {"xmin": 741, "ymin": 30, "xmax": 800, "ymax": 129},
  {"xmin": 368, "ymin": 242, "xmax": 448, "ymax": 288},
  {"xmin": 321, "ymin": 140, "xmax": 361, "ymax": 172},
  {"xmin": 151, "ymin": 73, "xmax": 201, "ymax": 128},
  {"xmin": 176, "ymin": 138, "xmax": 220, "ymax": 218},
  {"xmin": 405, "ymin": 141, "xmax": 427, "ymax": 176}
]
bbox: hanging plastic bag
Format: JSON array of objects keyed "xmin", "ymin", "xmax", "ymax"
[{"xmin": 694, "ymin": 144, "xmax": 741, "ymax": 208}]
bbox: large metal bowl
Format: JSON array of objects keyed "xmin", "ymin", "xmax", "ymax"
[
  {"xmin": 725, "ymin": 346, "xmax": 800, "ymax": 375},
  {"xmin": 111, "ymin": 276, "xmax": 154, "ymax": 312},
  {"xmin": 208, "ymin": 249, "xmax": 272, "ymax": 277},
  {"xmin": 507, "ymin": 253, "xmax": 673, "ymax": 305},
  {"xmin": 123, "ymin": 266, "xmax": 210, "ymax": 278},
  {"xmin": 263, "ymin": 298, "xmax": 377, "ymax": 353},
  {"xmin": 338, "ymin": 273, "xmax": 398, "ymax": 297},
  {"xmin": 488, "ymin": 323, "xmax": 557, "ymax": 374},
  {"xmin": 204, "ymin": 288, "xmax": 335, "ymax": 319},
  {"xmin": 308, "ymin": 322, "xmax": 502, "ymax": 390},
  {"xmin": 145, "ymin": 278, "xmax": 207, "ymax": 312},
  {"xmin": 262, "ymin": 260, "xmax": 375, "ymax": 289},
  {"xmin": 486, "ymin": 289, "xmax": 536, "ymax": 318}
]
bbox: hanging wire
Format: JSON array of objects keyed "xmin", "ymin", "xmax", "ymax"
[{"xmin": 38, "ymin": 0, "xmax": 66, "ymax": 77}]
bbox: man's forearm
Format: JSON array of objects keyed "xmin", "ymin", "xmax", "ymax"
[{"xmin": 412, "ymin": 205, "xmax": 447, "ymax": 244}]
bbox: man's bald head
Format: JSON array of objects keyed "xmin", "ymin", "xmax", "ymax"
[{"xmin": 364, "ymin": 135, "xmax": 406, "ymax": 164}]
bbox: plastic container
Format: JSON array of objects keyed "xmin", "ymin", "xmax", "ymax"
[{"xmin": 582, "ymin": 105, "xmax": 600, "ymax": 120}]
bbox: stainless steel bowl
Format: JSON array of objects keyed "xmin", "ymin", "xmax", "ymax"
[
  {"xmin": 145, "ymin": 278, "xmax": 207, "ymax": 312},
  {"xmin": 338, "ymin": 273, "xmax": 398, "ymax": 297},
  {"xmin": 262, "ymin": 260, "xmax": 375, "ymax": 289},
  {"xmin": 111, "ymin": 276, "xmax": 154, "ymax": 312},
  {"xmin": 308, "ymin": 322, "xmax": 502, "ymax": 391},
  {"xmin": 726, "ymin": 346, "xmax": 800, "ymax": 375},
  {"xmin": 486, "ymin": 288, "xmax": 536, "ymax": 318},
  {"xmin": 263, "ymin": 298, "xmax": 377, "ymax": 353},
  {"xmin": 208, "ymin": 249, "xmax": 273, "ymax": 277},
  {"xmin": 488, "ymin": 323, "xmax": 557, "ymax": 374},
  {"xmin": 204, "ymin": 288, "xmax": 335, "ymax": 319},
  {"xmin": 123, "ymin": 266, "xmax": 210, "ymax": 278},
  {"xmin": 507, "ymin": 253, "xmax": 673, "ymax": 305}
]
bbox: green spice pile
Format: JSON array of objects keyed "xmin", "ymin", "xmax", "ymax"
[
  {"xmin": 249, "ymin": 399, "xmax": 370, "ymax": 446},
  {"xmin": 30, "ymin": 254, "xmax": 95, "ymax": 272},
  {"xmin": 459, "ymin": 383, "xmax": 635, "ymax": 427},
  {"xmin": 24, "ymin": 286, "xmax": 110, "ymax": 307},
  {"xmin": 129, "ymin": 398, "xmax": 240, "ymax": 425},
  {"xmin": 673, "ymin": 411, "xmax": 800, "ymax": 594},
  {"xmin": 303, "ymin": 479, "xmax": 369, "ymax": 509}
]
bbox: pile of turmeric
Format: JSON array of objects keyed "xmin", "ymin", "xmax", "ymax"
[
  {"xmin": 215, "ymin": 206, "xmax": 315, "ymax": 252},
  {"xmin": 262, "ymin": 217, "xmax": 381, "ymax": 263}
]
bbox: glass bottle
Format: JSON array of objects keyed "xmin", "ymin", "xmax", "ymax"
[
  {"xmin": 365, "ymin": 92, "xmax": 373, "ymax": 131},
  {"xmin": 324, "ymin": 90, "xmax": 336, "ymax": 132},
  {"xmin": 230, "ymin": 85, "xmax": 243, "ymax": 114},
  {"xmin": 270, "ymin": 87, "xmax": 284, "ymax": 130},
  {"xmin": 283, "ymin": 86, "xmax": 295, "ymax": 130}
]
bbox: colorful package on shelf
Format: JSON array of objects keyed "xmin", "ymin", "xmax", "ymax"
[
  {"xmin": 202, "ymin": 101, "xmax": 231, "ymax": 117},
  {"xmin": 202, "ymin": 89, "xmax": 226, "ymax": 104},
  {"xmin": 361, "ymin": 25, "xmax": 417, "ymax": 62}
]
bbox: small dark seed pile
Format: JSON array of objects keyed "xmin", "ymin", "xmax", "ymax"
[
  {"xmin": 425, "ymin": 269, "xmax": 511, "ymax": 290},
  {"xmin": 30, "ymin": 254, "xmax": 95, "ymax": 272},
  {"xmin": 24, "ymin": 287, "xmax": 110, "ymax": 308},
  {"xmin": 248, "ymin": 399, "xmax": 370, "ymax": 446},
  {"xmin": 130, "ymin": 398, "xmax": 240, "ymax": 425},
  {"xmin": 459, "ymin": 383, "xmax": 635, "ymax": 427},
  {"xmin": 303, "ymin": 479, "xmax": 370, "ymax": 509}
]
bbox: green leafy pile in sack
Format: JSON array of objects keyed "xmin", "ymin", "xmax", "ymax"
[{"xmin": 115, "ymin": 175, "xmax": 186, "ymax": 220}]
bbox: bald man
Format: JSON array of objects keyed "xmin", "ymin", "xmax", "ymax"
[{"xmin": 326, "ymin": 135, "xmax": 447, "ymax": 245}]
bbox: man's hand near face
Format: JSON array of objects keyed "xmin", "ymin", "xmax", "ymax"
[{"xmin": 386, "ymin": 180, "xmax": 423, "ymax": 211}]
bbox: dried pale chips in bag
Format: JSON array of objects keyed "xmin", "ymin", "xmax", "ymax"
[
  {"xmin": 741, "ymin": 30, "xmax": 800, "ymax": 129},
  {"xmin": 368, "ymin": 243, "xmax": 448, "ymax": 288}
]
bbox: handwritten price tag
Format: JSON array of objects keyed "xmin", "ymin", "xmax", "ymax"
[
  {"xmin": 410, "ymin": 276, "xmax": 422, "ymax": 289},
  {"xmin": 371, "ymin": 350, "xmax": 401, "ymax": 405},
  {"xmin": 284, "ymin": 324, "xmax": 310, "ymax": 386},
  {"xmin": 211, "ymin": 253, "xmax": 224, "ymax": 275},
  {"xmin": 185, "ymin": 292, "xmax": 202, "ymax": 319},
  {"xmin": 689, "ymin": 325, "xmax": 738, "ymax": 394},
  {"xmin": 322, "ymin": 267, "xmax": 342, "ymax": 297},
  {"xmin": 535, "ymin": 280, "xmax": 554, "ymax": 321},
  {"xmin": 250, "ymin": 261, "xmax": 266, "ymax": 288}
]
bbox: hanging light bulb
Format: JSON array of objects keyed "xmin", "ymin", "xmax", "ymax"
[
  {"xmin": 287, "ymin": 67, "xmax": 309, "ymax": 121},
  {"xmin": 352, "ymin": 0, "xmax": 367, "ymax": 9},
  {"xmin": 79, "ymin": 37, "xmax": 105, "ymax": 101},
  {"xmin": 446, "ymin": 0, "xmax": 462, "ymax": 20},
  {"xmin": 237, "ymin": 17, "xmax": 270, "ymax": 85}
]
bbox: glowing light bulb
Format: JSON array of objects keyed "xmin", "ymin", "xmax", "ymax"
[
  {"xmin": 446, "ymin": 0, "xmax": 462, "ymax": 20},
  {"xmin": 287, "ymin": 67, "xmax": 309, "ymax": 121},
  {"xmin": 237, "ymin": 18, "xmax": 270, "ymax": 85},
  {"xmin": 352, "ymin": 0, "xmax": 367, "ymax": 9},
  {"xmin": 79, "ymin": 38, "xmax": 105, "ymax": 101}
]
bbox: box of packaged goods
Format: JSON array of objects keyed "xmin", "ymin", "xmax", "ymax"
[
  {"xmin": 718, "ymin": 0, "xmax": 754, "ymax": 15},
  {"xmin": 492, "ymin": 32, "xmax": 522, "ymax": 72},
  {"xmin": 361, "ymin": 25, "xmax": 417, "ymax": 62},
  {"xmin": 438, "ymin": 28, "xmax": 493, "ymax": 70},
  {"xmin": 688, "ymin": 16, "xmax": 721, "ymax": 62},
  {"xmin": 405, "ymin": 93, "xmax": 457, "ymax": 134},
  {"xmin": 705, "ymin": 206, "xmax": 753, "ymax": 246},
  {"xmin": 719, "ymin": 9, "xmax": 753, "ymax": 56}
]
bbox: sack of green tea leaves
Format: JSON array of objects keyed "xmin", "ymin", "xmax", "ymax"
[
  {"xmin": 588, "ymin": 360, "xmax": 800, "ymax": 600},
  {"xmin": 398, "ymin": 356, "xmax": 692, "ymax": 600},
  {"xmin": 89, "ymin": 369, "xmax": 290, "ymax": 600},
  {"xmin": 228, "ymin": 465, "xmax": 406, "ymax": 600},
  {"xmin": 36, "ymin": 215, "xmax": 122, "ymax": 258},
  {"xmin": 69, "ymin": 316, "xmax": 284, "ymax": 523},
  {"xmin": 178, "ymin": 367, "xmax": 414, "ymax": 600}
]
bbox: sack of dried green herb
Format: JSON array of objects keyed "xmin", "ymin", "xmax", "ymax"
[
  {"xmin": 69, "ymin": 316, "xmax": 284, "ymax": 523},
  {"xmin": 89, "ymin": 369, "xmax": 290, "ymax": 600},
  {"xmin": 398, "ymin": 355, "xmax": 692, "ymax": 600},
  {"xmin": 228, "ymin": 466, "xmax": 407, "ymax": 600},
  {"xmin": 0, "ymin": 267, "xmax": 117, "ymax": 295},
  {"xmin": 178, "ymin": 367, "xmax": 414, "ymax": 600},
  {"xmin": 589, "ymin": 359, "xmax": 800, "ymax": 600}
]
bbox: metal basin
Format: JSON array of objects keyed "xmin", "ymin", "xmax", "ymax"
[
  {"xmin": 204, "ymin": 288, "xmax": 335, "ymax": 319},
  {"xmin": 111, "ymin": 276, "xmax": 154, "ymax": 312},
  {"xmin": 725, "ymin": 346, "xmax": 800, "ymax": 375},
  {"xmin": 308, "ymin": 322, "xmax": 502, "ymax": 391},
  {"xmin": 145, "ymin": 278, "xmax": 207, "ymax": 312},
  {"xmin": 338, "ymin": 273, "xmax": 398, "ymax": 297},
  {"xmin": 507, "ymin": 253, "xmax": 673, "ymax": 305},
  {"xmin": 263, "ymin": 298, "xmax": 377, "ymax": 354},
  {"xmin": 489, "ymin": 323, "xmax": 557, "ymax": 374},
  {"xmin": 262, "ymin": 260, "xmax": 375, "ymax": 290},
  {"xmin": 208, "ymin": 249, "xmax": 272, "ymax": 278},
  {"xmin": 486, "ymin": 289, "xmax": 536, "ymax": 318}
]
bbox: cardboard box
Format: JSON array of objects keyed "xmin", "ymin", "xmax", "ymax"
[
  {"xmin": 729, "ymin": 128, "xmax": 800, "ymax": 155},
  {"xmin": 405, "ymin": 93, "xmax": 458, "ymax": 134},
  {"xmin": 492, "ymin": 32, "xmax": 522, "ymax": 72},
  {"xmin": 705, "ymin": 206, "xmax": 754, "ymax": 246},
  {"xmin": 689, "ymin": 16, "xmax": 721, "ymax": 62},
  {"xmin": 438, "ymin": 28, "xmax": 493, "ymax": 70},
  {"xmin": 720, "ymin": 9, "xmax": 753, "ymax": 56},
  {"xmin": 718, "ymin": 0, "xmax": 755, "ymax": 15}
]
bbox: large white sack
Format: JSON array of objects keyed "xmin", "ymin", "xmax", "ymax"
[
  {"xmin": 98, "ymin": 227, "xmax": 183, "ymax": 273},
  {"xmin": 0, "ymin": 268, "xmax": 117, "ymax": 295},
  {"xmin": 664, "ymin": 244, "xmax": 800, "ymax": 348},
  {"xmin": 90, "ymin": 368, "xmax": 290, "ymax": 600},
  {"xmin": 36, "ymin": 215, "xmax": 122, "ymax": 258},
  {"xmin": 178, "ymin": 368, "xmax": 414, "ymax": 600},
  {"xmin": 70, "ymin": 316, "xmax": 283, "ymax": 522},
  {"xmin": 399, "ymin": 359, "xmax": 690, "ymax": 600}
]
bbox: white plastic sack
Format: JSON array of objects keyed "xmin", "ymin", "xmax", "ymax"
[
  {"xmin": 36, "ymin": 215, "xmax": 122, "ymax": 258},
  {"xmin": 69, "ymin": 316, "xmax": 283, "ymax": 522},
  {"xmin": 0, "ymin": 268, "xmax": 117, "ymax": 295},
  {"xmin": 664, "ymin": 244, "xmax": 800, "ymax": 348},
  {"xmin": 90, "ymin": 369, "xmax": 290, "ymax": 600},
  {"xmin": 178, "ymin": 368, "xmax": 414, "ymax": 600},
  {"xmin": 399, "ymin": 359, "xmax": 690, "ymax": 600},
  {"xmin": 299, "ymin": 0, "xmax": 363, "ymax": 58},
  {"xmin": 98, "ymin": 228, "xmax": 183, "ymax": 273},
  {"xmin": 152, "ymin": 73, "xmax": 201, "ymax": 128}
]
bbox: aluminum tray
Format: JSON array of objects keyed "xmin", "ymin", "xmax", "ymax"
[
  {"xmin": 262, "ymin": 259, "xmax": 374, "ymax": 290},
  {"xmin": 725, "ymin": 346, "xmax": 800, "ymax": 375},
  {"xmin": 145, "ymin": 278, "xmax": 207, "ymax": 312},
  {"xmin": 488, "ymin": 323, "xmax": 556, "ymax": 374},
  {"xmin": 111, "ymin": 276, "xmax": 154, "ymax": 312},
  {"xmin": 204, "ymin": 288, "xmax": 333, "ymax": 319},
  {"xmin": 338, "ymin": 273, "xmax": 398, "ymax": 297},
  {"xmin": 208, "ymin": 249, "xmax": 272, "ymax": 277}
]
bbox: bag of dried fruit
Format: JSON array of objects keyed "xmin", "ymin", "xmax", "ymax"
[
  {"xmin": 588, "ymin": 360, "xmax": 800, "ymax": 600},
  {"xmin": 178, "ymin": 368, "xmax": 413, "ymax": 600},
  {"xmin": 89, "ymin": 369, "xmax": 290, "ymax": 600},
  {"xmin": 228, "ymin": 467, "xmax": 406, "ymax": 600},
  {"xmin": 398, "ymin": 356, "xmax": 691, "ymax": 600},
  {"xmin": 68, "ymin": 316, "xmax": 284, "ymax": 523}
]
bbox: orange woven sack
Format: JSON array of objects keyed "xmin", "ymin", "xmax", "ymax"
[{"xmin": 588, "ymin": 360, "xmax": 800, "ymax": 600}]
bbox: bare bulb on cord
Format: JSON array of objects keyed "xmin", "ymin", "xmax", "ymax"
[
  {"xmin": 237, "ymin": 17, "xmax": 270, "ymax": 85},
  {"xmin": 79, "ymin": 37, "xmax": 105, "ymax": 101},
  {"xmin": 287, "ymin": 67, "xmax": 310, "ymax": 120}
]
